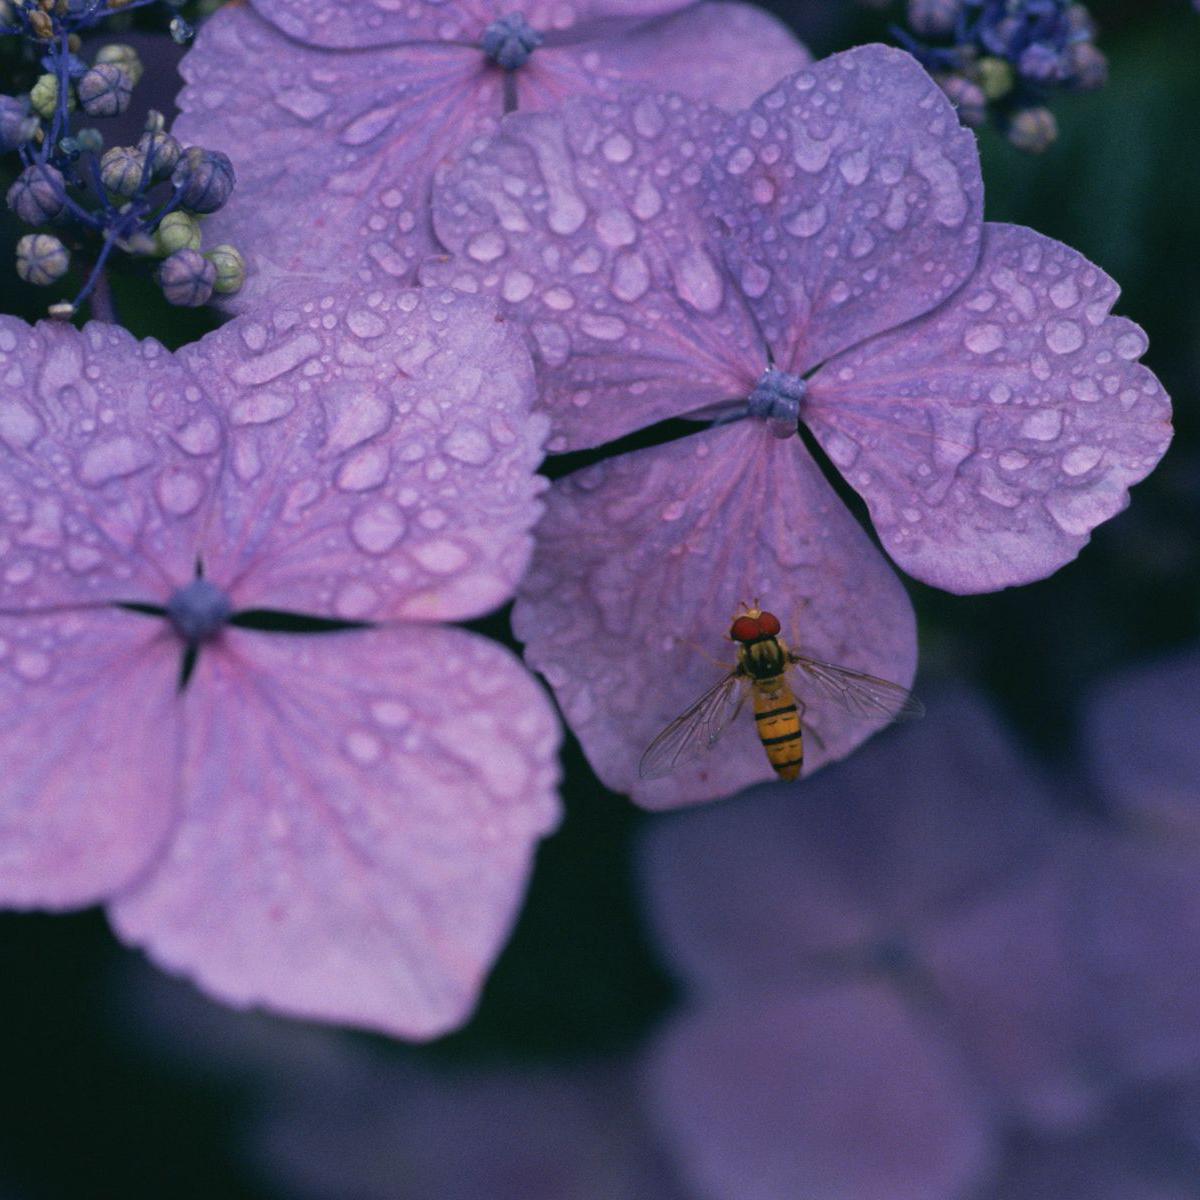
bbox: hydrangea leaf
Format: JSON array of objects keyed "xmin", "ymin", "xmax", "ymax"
[
  {"xmin": 703, "ymin": 45, "xmax": 983, "ymax": 374},
  {"xmin": 428, "ymin": 95, "xmax": 766, "ymax": 453},
  {"xmin": 0, "ymin": 610, "xmax": 182, "ymax": 908},
  {"xmin": 1083, "ymin": 647, "xmax": 1200, "ymax": 840},
  {"xmin": 176, "ymin": 6, "xmax": 500, "ymax": 310},
  {"xmin": 538, "ymin": 3, "xmax": 810, "ymax": 112},
  {"xmin": 513, "ymin": 420, "xmax": 917, "ymax": 808},
  {"xmin": 648, "ymin": 983, "xmax": 993, "ymax": 1200},
  {"xmin": 806, "ymin": 223, "xmax": 1173, "ymax": 593},
  {"xmin": 0, "ymin": 318, "xmax": 224, "ymax": 612},
  {"xmin": 181, "ymin": 286, "xmax": 545, "ymax": 624},
  {"xmin": 639, "ymin": 689, "xmax": 1056, "ymax": 989},
  {"xmin": 109, "ymin": 624, "xmax": 561, "ymax": 1040}
]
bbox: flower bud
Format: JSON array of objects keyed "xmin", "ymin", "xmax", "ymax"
[
  {"xmin": 158, "ymin": 248, "xmax": 215, "ymax": 306},
  {"xmin": 77, "ymin": 64, "xmax": 132, "ymax": 117},
  {"xmin": 939, "ymin": 74, "xmax": 987, "ymax": 127},
  {"xmin": 48, "ymin": 302, "xmax": 76, "ymax": 320},
  {"xmin": 907, "ymin": 0, "xmax": 962, "ymax": 37},
  {"xmin": 98, "ymin": 145, "xmax": 145, "ymax": 197},
  {"xmin": 28, "ymin": 7, "xmax": 53, "ymax": 38},
  {"xmin": 138, "ymin": 130, "xmax": 182, "ymax": 178},
  {"xmin": 75, "ymin": 126, "xmax": 104, "ymax": 155},
  {"xmin": 169, "ymin": 15, "xmax": 193, "ymax": 43},
  {"xmin": 94, "ymin": 43, "xmax": 143, "ymax": 86},
  {"xmin": 1066, "ymin": 41, "xmax": 1108, "ymax": 91},
  {"xmin": 207, "ymin": 244, "xmax": 246, "ymax": 294},
  {"xmin": 16, "ymin": 233, "xmax": 70, "ymax": 285},
  {"xmin": 0, "ymin": 97, "xmax": 37, "ymax": 152},
  {"xmin": 154, "ymin": 211, "xmax": 201, "ymax": 256},
  {"xmin": 6, "ymin": 163, "xmax": 66, "ymax": 225},
  {"xmin": 1007, "ymin": 106, "xmax": 1058, "ymax": 154},
  {"xmin": 144, "ymin": 108, "xmax": 166, "ymax": 134},
  {"xmin": 30, "ymin": 73, "xmax": 71, "ymax": 120},
  {"xmin": 976, "ymin": 55, "xmax": 1014, "ymax": 101},
  {"xmin": 172, "ymin": 147, "xmax": 235, "ymax": 214}
]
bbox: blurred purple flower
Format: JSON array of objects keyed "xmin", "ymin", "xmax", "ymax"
[
  {"xmin": 428, "ymin": 46, "xmax": 1171, "ymax": 805},
  {"xmin": 639, "ymin": 687, "xmax": 1200, "ymax": 1199},
  {"xmin": 0, "ymin": 289, "xmax": 560, "ymax": 1039},
  {"xmin": 173, "ymin": 0, "xmax": 809, "ymax": 310}
]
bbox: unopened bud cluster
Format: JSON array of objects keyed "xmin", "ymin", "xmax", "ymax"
[
  {"xmin": 2, "ymin": 1, "xmax": 244, "ymax": 315},
  {"xmin": 898, "ymin": 0, "xmax": 1108, "ymax": 152}
]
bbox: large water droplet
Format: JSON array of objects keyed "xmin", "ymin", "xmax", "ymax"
[{"xmin": 963, "ymin": 323, "xmax": 1004, "ymax": 355}]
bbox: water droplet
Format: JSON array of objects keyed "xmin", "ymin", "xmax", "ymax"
[
  {"xmin": 343, "ymin": 728, "xmax": 383, "ymax": 766},
  {"xmin": 1115, "ymin": 330, "xmax": 1146, "ymax": 361},
  {"xmin": 412, "ymin": 538, "xmax": 469, "ymax": 574},
  {"xmin": 595, "ymin": 207, "xmax": 636, "ymax": 248},
  {"xmin": 501, "ymin": 270, "xmax": 535, "ymax": 303},
  {"xmin": 999, "ymin": 450, "xmax": 1028, "ymax": 471},
  {"xmin": 963, "ymin": 324, "xmax": 1004, "ymax": 355},
  {"xmin": 673, "ymin": 247, "xmax": 724, "ymax": 313},
  {"xmin": 1049, "ymin": 279, "xmax": 1079, "ymax": 310},
  {"xmin": 443, "ymin": 425, "xmax": 493, "ymax": 465},
  {"xmin": 274, "ymin": 86, "xmax": 330, "ymax": 121},
  {"xmin": 1062, "ymin": 445, "xmax": 1103, "ymax": 476},
  {"xmin": 231, "ymin": 333, "xmax": 321, "ymax": 386},
  {"xmin": 601, "ymin": 133, "xmax": 633, "ymax": 164},
  {"xmin": 79, "ymin": 436, "xmax": 153, "ymax": 484},
  {"xmin": 1020, "ymin": 409, "xmax": 1063, "ymax": 441},
  {"xmin": 1045, "ymin": 320, "xmax": 1084, "ymax": 355},
  {"xmin": 14, "ymin": 650, "xmax": 50, "ymax": 681},
  {"xmin": 726, "ymin": 145, "xmax": 755, "ymax": 176},
  {"xmin": 350, "ymin": 501, "xmax": 408, "ymax": 554},
  {"xmin": 346, "ymin": 309, "xmax": 387, "ymax": 339},
  {"xmin": 0, "ymin": 400, "xmax": 42, "ymax": 449},
  {"xmin": 336, "ymin": 445, "xmax": 390, "ymax": 492},
  {"xmin": 156, "ymin": 469, "xmax": 205, "ymax": 516},
  {"xmin": 632, "ymin": 177, "xmax": 662, "ymax": 221},
  {"xmin": 370, "ymin": 699, "xmax": 411, "ymax": 728},
  {"xmin": 784, "ymin": 202, "xmax": 827, "ymax": 239},
  {"xmin": 661, "ymin": 500, "xmax": 685, "ymax": 521},
  {"xmin": 610, "ymin": 252, "xmax": 650, "ymax": 302},
  {"xmin": 173, "ymin": 416, "xmax": 221, "ymax": 456},
  {"xmin": 579, "ymin": 313, "xmax": 627, "ymax": 341},
  {"xmin": 792, "ymin": 127, "xmax": 833, "ymax": 173},
  {"xmin": 466, "ymin": 231, "xmax": 506, "ymax": 263},
  {"xmin": 230, "ymin": 390, "xmax": 295, "ymax": 426},
  {"xmin": 838, "ymin": 148, "xmax": 869, "ymax": 185},
  {"xmin": 542, "ymin": 286, "xmax": 575, "ymax": 311},
  {"xmin": 632, "ymin": 98, "xmax": 664, "ymax": 139}
]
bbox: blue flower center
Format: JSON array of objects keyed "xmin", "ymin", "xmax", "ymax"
[
  {"xmin": 748, "ymin": 367, "xmax": 806, "ymax": 439},
  {"xmin": 481, "ymin": 12, "xmax": 543, "ymax": 70},
  {"xmin": 167, "ymin": 578, "xmax": 232, "ymax": 644}
]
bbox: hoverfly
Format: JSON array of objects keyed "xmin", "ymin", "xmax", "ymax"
[{"xmin": 639, "ymin": 605, "xmax": 923, "ymax": 782}]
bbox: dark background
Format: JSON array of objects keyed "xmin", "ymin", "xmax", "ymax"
[{"xmin": 1, "ymin": 1, "xmax": 1198, "ymax": 1195}]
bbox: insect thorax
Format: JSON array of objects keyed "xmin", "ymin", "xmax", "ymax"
[{"xmin": 738, "ymin": 636, "xmax": 788, "ymax": 681}]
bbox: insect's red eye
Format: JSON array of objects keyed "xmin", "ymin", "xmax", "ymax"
[
  {"xmin": 730, "ymin": 616, "xmax": 762, "ymax": 642},
  {"xmin": 757, "ymin": 611, "xmax": 781, "ymax": 636}
]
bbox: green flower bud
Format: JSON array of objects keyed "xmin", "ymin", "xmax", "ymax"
[
  {"xmin": 94, "ymin": 43, "xmax": 144, "ymax": 87},
  {"xmin": 155, "ymin": 211, "xmax": 201, "ymax": 256},
  {"xmin": 31, "ymin": 74, "xmax": 73, "ymax": 120},
  {"xmin": 976, "ymin": 56, "xmax": 1014, "ymax": 102},
  {"xmin": 16, "ymin": 233, "xmax": 70, "ymax": 286},
  {"xmin": 76, "ymin": 127, "xmax": 104, "ymax": 155},
  {"xmin": 207, "ymin": 244, "xmax": 246, "ymax": 295}
]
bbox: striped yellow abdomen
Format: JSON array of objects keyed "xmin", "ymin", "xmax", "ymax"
[{"xmin": 752, "ymin": 676, "xmax": 803, "ymax": 781}]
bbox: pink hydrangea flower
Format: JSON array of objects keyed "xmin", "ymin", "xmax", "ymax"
[
  {"xmin": 639, "ymin": 688, "xmax": 1200, "ymax": 1200},
  {"xmin": 427, "ymin": 45, "xmax": 1172, "ymax": 806},
  {"xmin": 0, "ymin": 288, "xmax": 560, "ymax": 1039},
  {"xmin": 173, "ymin": 0, "xmax": 808, "ymax": 311}
]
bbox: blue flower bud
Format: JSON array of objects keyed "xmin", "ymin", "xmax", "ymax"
[
  {"xmin": 138, "ymin": 130, "xmax": 182, "ymax": 178},
  {"xmin": 169, "ymin": 16, "xmax": 194, "ymax": 44},
  {"xmin": 94, "ymin": 43, "xmax": 143, "ymax": 87},
  {"xmin": 481, "ymin": 13, "xmax": 543, "ymax": 70},
  {"xmin": 907, "ymin": 0, "xmax": 963, "ymax": 38},
  {"xmin": 1007, "ymin": 105, "xmax": 1058, "ymax": 153},
  {"xmin": 0, "ymin": 97, "xmax": 38, "ymax": 152},
  {"xmin": 154, "ymin": 211, "xmax": 202, "ymax": 256},
  {"xmin": 16, "ymin": 234, "xmax": 70, "ymax": 285},
  {"xmin": 99, "ymin": 145, "xmax": 145, "ymax": 197},
  {"xmin": 76, "ymin": 127, "xmax": 104, "ymax": 155},
  {"xmin": 207, "ymin": 244, "xmax": 246, "ymax": 294},
  {"xmin": 940, "ymin": 74, "xmax": 987, "ymax": 126},
  {"xmin": 6, "ymin": 164, "xmax": 66, "ymax": 226},
  {"xmin": 172, "ymin": 147, "xmax": 235, "ymax": 214},
  {"xmin": 77, "ymin": 64, "xmax": 133, "ymax": 118},
  {"xmin": 1066, "ymin": 41, "xmax": 1107, "ymax": 90},
  {"xmin": 158, "ymin": 248, "xmax": 216, "ymax": 306}
]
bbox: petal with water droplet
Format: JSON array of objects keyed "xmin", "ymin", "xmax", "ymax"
[
  {"xmin": 705, "ymin": 45, "xmax": 984, "ymax": 374},
  {"xmin": 806, "ymin": 224, "xmax": 1172, "ymax": 593},
  {"xmin": 429, "ymin": 97, "xmax": 764, "ymax": 451},
  {"xmin": 0, "ymin": 609, "xmax": 182, "ymax": 907},
  {"xmin": 179, "ymin": 287, "xmax": 545, "ymax": 622},
  {"xmin": 109, "ymin": 624, "xmax": 560, "ymax": 1039},
  {"xmin": 175, "ymin": 6, "xmax": 497, "ymax": 311},
  {"xmin": 512, "ymin": 420, "xmax": 916, "ymax": 807},
  {"xmin": 0, "ymin": 316, "xmax": 225, "ymax": 612}
]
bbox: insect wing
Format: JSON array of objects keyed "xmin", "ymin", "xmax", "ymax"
[
  {"xmin": 638, "ymin": 671, "xmax": 748, "ymax": 780},
  {"xmin": 788, "ymin": 654, "xmax": 925, "ymax": 721}
]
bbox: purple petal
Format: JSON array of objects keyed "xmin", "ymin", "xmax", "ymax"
[
  {"xmin": 0, "ymin": 610, "xmax": 181, "ymax": 908},
  {"xmin": 110, "ymin": 624, "xmax": 560, "ymax": 1039},
  {"xmin": 1073, "ymin": 830, "xmax": 1200, "ymax": 1084},
  {"xmin": 176, "ymin": 6, "xmax": 499, "ymax": 309},
  {"xmin": 1083, "ymin": 646, "xmax": 1200, "ymax": 839},
  {"xmin": 807, "ymin": 223, "xmax": 1172, "ymax": 593},
  {"xmin": 918, "ymin": 832, "xmax": 1112, "ymax": 1132},
  {"xmin": 177, "ymin": 286, "xmax": 545, "ymax": 624},
  {"xmin": 545, "ymin": 3, "xmax": 810, "ymax": 111},
  {"xmin": 704, "ymin": 45, "xmax": 983, "ymax": 374},
  {"xmin": 639, "ymin": 687, "xmax": 1057, "ymax": 990},
  {"xmin": 513, "ymin": 420, "xmax": 916, "ymax": 808},
  {"xmin": 0, "ymin": 318, "xmax": 223, "ymax": 612},
  {"xmin": 428, "ymin": 95, "xmax": 765, "ymax": 452},
  {"xmin": 251, "ymin": 0, "xmax": 695, "ymax": 50},
  {"xmin": 648, "ymin": 983, "xmax": 994, "ymax": 1200}
]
